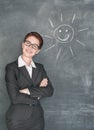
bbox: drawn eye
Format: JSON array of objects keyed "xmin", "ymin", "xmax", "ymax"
[{"xmin": 53, "ymin": 24, "xmax": 74, "ymax": 43}]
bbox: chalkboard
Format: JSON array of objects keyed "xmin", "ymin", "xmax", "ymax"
[{"xmin": 0, "ymin": 0, "xmax": 94, "ymax": 130}]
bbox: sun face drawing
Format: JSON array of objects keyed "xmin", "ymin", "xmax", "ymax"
[
  {"xmin": 43, "ymin": 13, "xmax": 88, "ymax": 62},
  {"xmin": 53, "ymin": 24, "xmax": 74, "ymax": 43}
]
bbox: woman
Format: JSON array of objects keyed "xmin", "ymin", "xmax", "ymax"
[{"xmin": 5, "ymin": 32, "xmax": 54, "ymax": 130}]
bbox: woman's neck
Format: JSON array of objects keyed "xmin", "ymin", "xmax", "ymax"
[{"xmin": 21, "ymin": 55, "xmax": 32, "ymax": 66}]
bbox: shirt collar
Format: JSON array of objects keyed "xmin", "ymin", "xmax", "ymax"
[{"xmin": 18, "ymin": 55, "xmax": 36, "ymax": 68}]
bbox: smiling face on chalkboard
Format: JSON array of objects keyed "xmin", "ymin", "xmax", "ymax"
[
  {"xmin": 53, "ymin": 24, "xmax": 74, "ymax": 43},
  {"xmin": 43, "ymin": 13, "xmax": 88, "ymax": 59}
]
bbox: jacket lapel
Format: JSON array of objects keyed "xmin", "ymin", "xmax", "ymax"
[
  {"xmin": 19, "ymin": 66, "xmax": 33, "ymax": 83},
  {"xmin": 15, "ymin": 60, "xmax": 39, "ymax": 86},
  {"xmin": 32, "ymin": 67, "xmax": 39, "ymax": 84}
]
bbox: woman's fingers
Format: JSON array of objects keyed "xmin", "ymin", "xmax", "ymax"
[
  {"xmin": 19, "ymin": 88, "xmax": 30, "ymax": 95},
  {"xmin": 40, "ymin": 78, "xmax": 48, "ymax": 87}
]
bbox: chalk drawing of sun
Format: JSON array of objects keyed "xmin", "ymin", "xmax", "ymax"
[{"xmin": 43, "ymin": 13, "xmax": 88, "ymax": 62}]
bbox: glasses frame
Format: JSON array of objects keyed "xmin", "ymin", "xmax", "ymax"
[{"xmin": 24, "ymin": 40, "xmax": 40, "ymax": 50}]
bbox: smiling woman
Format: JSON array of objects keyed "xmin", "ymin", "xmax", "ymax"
[
  {"xmin": 5, "ymin": 32, "xmax": 54, "ymax": 130},
  {"xmin": 22, "ymin": 35, "xmax": 41, "ymax": 62}
]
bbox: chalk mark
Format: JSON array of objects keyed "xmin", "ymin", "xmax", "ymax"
[
  {"xmin": 72, "ymin": 14, "xmax": 76, "ymax": 23},
  {"xmin": 69, "ymin": 46, "xmax": 74, "ymax": 56},
  {"xmin": 78, "ymin": 28, "xmax": 88, "ymax": 32},
  {"xmin": 76, "ymin": 39, "xmax": 86, "ymax": 46},
  {"xmin": 61, "ymin": 13, "xmax": 63, "ymax": 22},
  {"xmin": 43, "ymin": 44, "xmax": 56, "ymax": 52},
  {"xmin": 48, "ymin": 18, "xmax": 54, "ymax": 28}
]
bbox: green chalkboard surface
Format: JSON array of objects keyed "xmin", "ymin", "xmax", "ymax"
[{"xmin": 0, "ymin": 0, "xmax": 94, "ymax": 130}]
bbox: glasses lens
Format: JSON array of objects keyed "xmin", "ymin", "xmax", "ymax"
[
  {"xmin": 32, "ymin": 45, "xmax": 38, "ymax": 50},
  {"xmin": 25, "ymin": 41, "xmax": 31, "ymax": 45},
  {"xmin": 24, "ymin": 41, "xmax": 39, "ymax": 50}
]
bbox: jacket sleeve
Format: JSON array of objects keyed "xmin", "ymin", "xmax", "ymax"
[
  {"xmin": 5, "ymin": 64, "xmax": 36, "ymax": 105},
  {"xmin": 28, "ymin": 64, "xmax": 54, "ymax": 99}
]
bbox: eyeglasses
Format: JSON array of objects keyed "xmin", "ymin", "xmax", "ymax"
[{"xmin": 24, "ymin": 40, "xmax": 40, "ymax": 50}]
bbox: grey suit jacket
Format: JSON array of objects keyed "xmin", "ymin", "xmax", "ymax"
[{"xmin": 5, "ymin": 60, "xmax": 53, "ymax": 121}]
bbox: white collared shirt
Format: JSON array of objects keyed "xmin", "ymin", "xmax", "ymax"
[
  {"xmin": 18, "ymin": 55, "xmax": 40, "ymax": 99},
  {"xmin": 18, "ymin": 55, "xmax": 36, "ymax": 78}
]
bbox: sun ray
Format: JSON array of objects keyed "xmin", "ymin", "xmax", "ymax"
[
  {"xmin": 76, "ymin": 39, "xmax": 86, "ymax": 46},
  {"xmin": 60, "ymin": 13, "xmax": 63, "ymax": 22},
  {"xmin": 78, "ymin": 28, "xmax": 88, "ymax": 32},
  {"xmin": 43, "ymin": 35, "xmax": 52, "ymax": 39},
  {"xmin": 72, "ymin": 14, "xmax": 76, "ymax": 23},
  {"xmin": 44, "ymin": 44, "xmax": 56, "ymax": 52},
  {"xmin": 69, "ymin": 46, "xmax": 74, "ymax": 56},
  {"xmin": 48, "ymin": 18, "xmax": 54, "ymax": 28},
  {"xmin": 56, "ymin": 48, "xmax": 62, "ymax": 61}
]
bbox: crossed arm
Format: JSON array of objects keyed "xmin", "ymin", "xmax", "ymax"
[
  {"xmin": 19, "ymin": 78, "xmax": 48, "ymax": 95},
  {"xmin": 5, "ymin": 64, "xmax": 53, "ymax": 105}
]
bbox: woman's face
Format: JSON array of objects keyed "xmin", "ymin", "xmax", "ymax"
[{"xmin": 22, "ymin": 36, "xmax": 40, "ymax": 59}]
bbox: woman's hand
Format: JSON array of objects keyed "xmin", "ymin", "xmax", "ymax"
[
  {"xmin": 40, "ymin": 78, "xmax": 48, "ymax": 87},
  {"xmin": 19, "ymin": 88, "xmax": 30, "ymax": 95}
]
